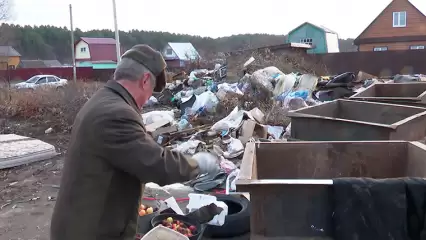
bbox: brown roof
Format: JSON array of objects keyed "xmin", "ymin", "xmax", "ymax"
[
  {"xmin": 43, "ymin": 60, "xmax": 62, "ymax": 67},
  {"xmin": 80, "ymin": 37, "xmax": 116, "ymax": 45},
  {"xmin": 19, "ymin": 60, "xmax": 46, "ymax": 68},
  {"xmin": 19, "ymin": 60, "xmax": 63, "ymax": 68},
  {"xmin": 354, "ymin": 0, "xmax": 426, "ymax": 43},
  {"xmin": 0, "ymin": 46, "xmax": 21, "ymax": 57}
]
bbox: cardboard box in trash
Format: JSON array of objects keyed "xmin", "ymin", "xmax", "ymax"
[
  {"xmin": 238, "ymin": 119, "xmax": 267, "ymax": 144},
  {"xmin": 238, "ymin": 107, "xmax": 268, "ymax": 143}
]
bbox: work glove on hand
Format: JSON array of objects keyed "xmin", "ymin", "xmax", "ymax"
[{"xmin": 191, "ymin": 152, "xmax": 220, "ymax": 175}]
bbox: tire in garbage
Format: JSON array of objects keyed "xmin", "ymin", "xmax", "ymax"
[{"xmin": 203, "ymin": 194, "xmax": 250, "ymax": 238}]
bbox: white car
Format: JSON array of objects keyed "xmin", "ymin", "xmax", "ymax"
[{"xmin": 14, "ymin": 75, "xmax": 68, "ymax": 90}]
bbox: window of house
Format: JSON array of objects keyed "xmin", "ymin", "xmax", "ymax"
[
  {"xmin": 393, "ymin": 11, "xmax": 406, "ymax": 27},
  {"xmin": 81, "ymin": 47, "xmax": 86, "ymax": 53},
  {"xmin": 410, "ymin": 45, "xmax": 425, "ymax": 50},
  {"xmin": 166, "ymin": 48, "xmax": 173, "ymax": 55},
  {"xmin": 300, "ymin": 38, "xmax": 313, "ymax": 45},
  {"xmin": 373, "ymin": 46, "xmax": 388, "ymax": 51}
]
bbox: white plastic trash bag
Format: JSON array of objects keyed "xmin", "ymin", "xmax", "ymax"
[
  {"xmin": 223, "ymin": 137, "xmax": 244, "ymax": 159},
  {"xmin": 251, "ymin": 71, "xmax": 273, "ymax": 91},
  {"xmin": 191, "ymin": 91, "xmax": 219, "ymax": 113},
  {"xmin": 187, "ymin": 193, "xmax": 228, "ymax": 226},
  {"xmin": 252, "ymin": 66, "xmax": 285, "ymax": 91},
  {"xmin": 173, "ymin": 140, "xmax": 205, "ymax": 155},
  {"xmin": 283, "ymin": 123, "xmax": 291, "ymax": 138},
  {"xmin": 144, "ymin": 96, "xmax": 158, "ymax": 106},
  {"xmin": 217, "ymin": 83, "xmax": 243, "ymax": 95},
  {"xmin": 142, "ymin": 110, "xmax": 175, "ymax": 125},
  {"xmin": 273, "ymin": 73, "xmax": 298, "ymax": 97},
  {"xmin": 211, "ymin": 107, "xmax": 244, "ymax": 132}
]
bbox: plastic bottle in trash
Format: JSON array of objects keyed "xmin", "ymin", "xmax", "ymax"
[
  {"xmin": 184, "ymin": 108, "xmax": 196, "ymax": 117},
  {"xmin": 177, "ymin": 119, "xmax": 190, "ymax": 131}
]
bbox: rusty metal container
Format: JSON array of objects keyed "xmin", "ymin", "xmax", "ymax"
[
  {"xmin": 287, "ymin": 99, "xmax": 426, "ymax": 141},
  {"xmin": 237, "ymin": 141, "xmax": 426, "ymax": 239},
  {"xmin": 350, "ymin": 82, "xmax": 426, "ymax": 106}
]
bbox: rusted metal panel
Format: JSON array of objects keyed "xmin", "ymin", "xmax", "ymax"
[
  {"xmin": 237, "ymin": 141, "xmax": 426, "ymax": 239},
  {"xmin": 288, "ymin": 99, "xmax": 426, "ymax": 141},
  {"xmin": 316, "ymin": 49, "xmax": 426, "ymax": 77},
  {"xmin": 350, "ymin": 82, "xmax": 426, "ymax": 105}
]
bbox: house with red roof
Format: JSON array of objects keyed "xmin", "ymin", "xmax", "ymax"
[{"xmin": 75, "ymin": 37, "xmax": 120, "ymax": 69}]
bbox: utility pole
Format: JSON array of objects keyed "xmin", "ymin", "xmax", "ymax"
[
  {"xmin": 112, "ymin": 0, "xmax": 121, "ymax": 62},
  {"xmin": 69, "ymin": 4, "xmax": 77, "ymax": 83}
]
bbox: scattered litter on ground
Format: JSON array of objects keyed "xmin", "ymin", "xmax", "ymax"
[{"xmin": 135, "ymin": 62, "xmax": 425, "ymax": 196}]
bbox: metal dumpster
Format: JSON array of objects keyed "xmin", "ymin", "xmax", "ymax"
[
  {"xmin": 236, "ymin": 141, "xmax": 426, "ymax": 239},
  {"xmin": 287, "ymin": 99, "xmax": 426, "ymax": 141},
  {"xmin": 350, "ymin": 82, "xmax": 426, "ymax": 106}
]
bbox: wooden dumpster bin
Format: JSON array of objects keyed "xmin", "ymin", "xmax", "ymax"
[
  {"xmin": 287, "ymin": 99, "xmax": 426, "ymax": 141},
  {"xmin": 237, "ymin": 141, "xmax": 426, "ymax": 239},
  {"xmin": 350, "ymin": 82, "xmax": 426, "ymax": 106}
]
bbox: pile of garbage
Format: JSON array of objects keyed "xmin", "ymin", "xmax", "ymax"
[{"xmin": 143, "ymin": 58, "xmax": 426, "ymax": 195}]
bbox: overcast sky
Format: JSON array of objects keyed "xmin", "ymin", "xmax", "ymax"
[{"xmin": 9, "ymin": 0, "xmax": 426, "ymax": 39}]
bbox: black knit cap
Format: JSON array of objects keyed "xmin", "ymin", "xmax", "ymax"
[{"xmin": 121, "ymin": 44, "xmax": 166, "ymax": 92}]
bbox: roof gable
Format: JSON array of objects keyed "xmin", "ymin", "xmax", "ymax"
[
  {"xmin": 80, "ymin": 37, "xmax": 116, "ymax": 45},
  {"xmin": 0, "ymin": 46, "xmax": 21, "ymax": 57},
  {"xmin": 167, "ymin": 42, "xmax": 200, "ymax": 60},
  {"xmin": 355, "ymin": 0, "xmax": 426, "ymax": 43},
  {"xmin": 288, "ymin": 22, "xmax": 337, "ymax": 35},
  {"xmin": 88, "ymin": 44, "xmax": 118, "ymax": 62},
  {"xmin": 43, "ymin": 60, "xmax": 62, "ymax": 67},
  {"xmin": 19, "ymin": 60, "xmax": 46, "ymax": 68}
]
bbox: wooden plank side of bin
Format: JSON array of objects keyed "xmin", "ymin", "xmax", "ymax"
[{"xmin": 237, "ymin": 142, "xmax": 257, "ymax": 183}]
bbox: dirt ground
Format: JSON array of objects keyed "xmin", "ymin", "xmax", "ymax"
[
  {"xmin": 0, "ymin": 155, "xmax": 63, "ymax": 240},
  {"xmin": 0, "ymin": 119, "xmax": 69, "ymax": 240}
]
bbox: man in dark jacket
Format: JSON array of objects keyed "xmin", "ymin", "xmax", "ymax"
[{"xmin": 50, "ymin": 45, "xmax": 217, "ymax": 240}]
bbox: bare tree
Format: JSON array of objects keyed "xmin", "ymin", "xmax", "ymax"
[
  {"xmin": 0, "ymin": 0, "xmax": 12, "ymax": 87},
  {"xmin": 0, "ymin": 0, "xmax": 11, "ymax": 21},
  {"xmin": 0, "ymin": 0, "xmax": 12, "ymax": 45}
]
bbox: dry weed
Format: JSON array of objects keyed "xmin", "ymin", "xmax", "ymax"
[
  {"xmin": 0, "ymin": 81, "xmax": 103, "ymax": 132},
  {"xmin": 215, "ymin": 76, "xmax": 290, "ymax": 126},
  {"xmin": 227, "ymin": 47, "xmax": 329, "ymax": 78}
]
